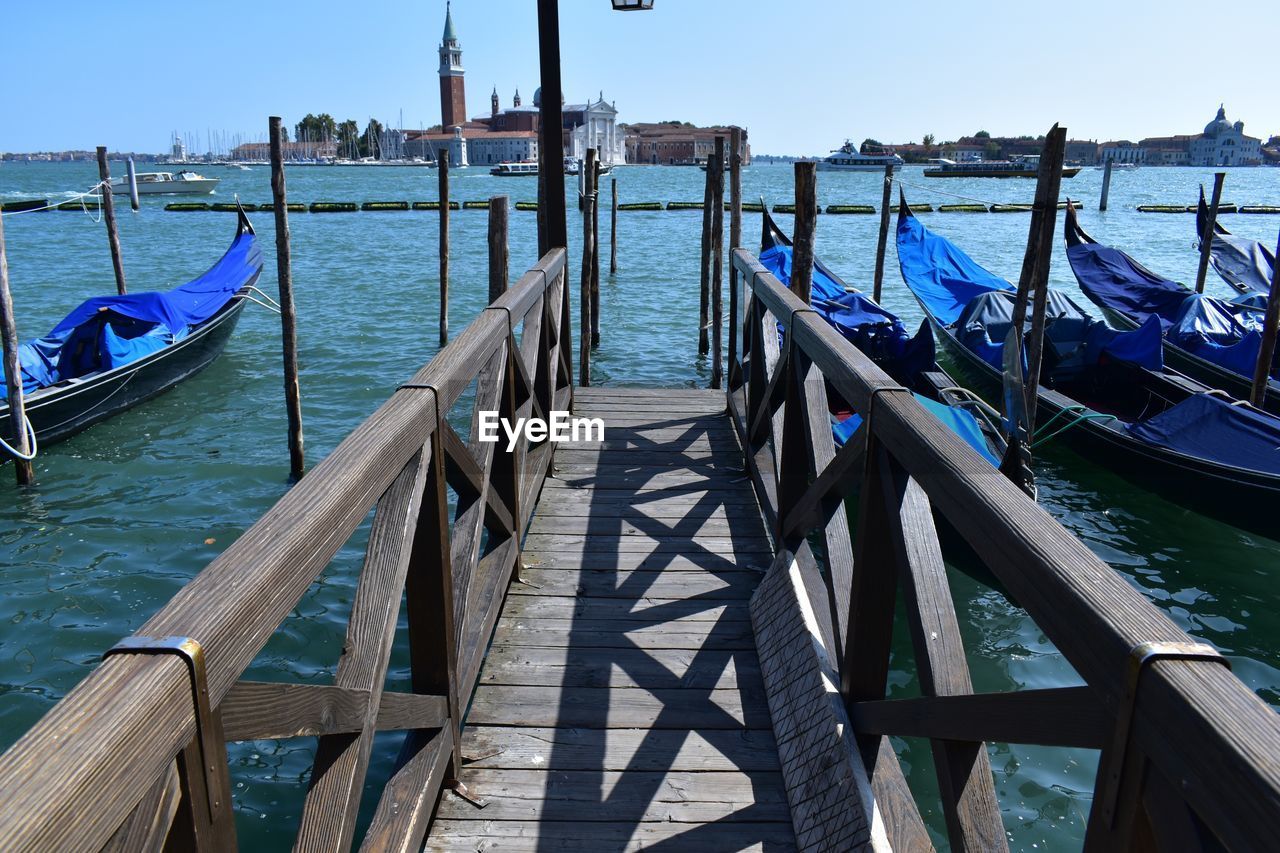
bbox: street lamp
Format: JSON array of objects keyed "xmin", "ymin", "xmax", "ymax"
[{"xmin": 611, "ymin": 0, "xmax": 654, "ymax": 9}]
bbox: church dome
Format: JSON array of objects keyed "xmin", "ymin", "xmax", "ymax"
[
  {"xmin": 533, "ymin": 87, "xmax": 541, "ymax": 108},
  {"xmin": 1204, "ymin": 105, "xmax": 1232, "ymax": 137}
]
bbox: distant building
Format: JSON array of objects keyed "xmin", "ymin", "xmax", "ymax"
[
  {"xmin": 1099, "ymin": 141, "xmax": 1146, "ymax": 165},
  {"xmin": 1188, "ymin": 105, "xmax": 1262, "ymax": 166},
  {"xmin": 1138, "ymin": 136, "xmax": 1193, "ymax": 166},
  {"xmin": 623, "ymin": 123, "xmax": 750, "ymax": 166},
  {"xmin": 231, "ymin": 140, "xmax": 338, "ymax": 161},
  {"xmin": 1065, "ymin": 139, "xmax": 1099, "ymax": 165}
]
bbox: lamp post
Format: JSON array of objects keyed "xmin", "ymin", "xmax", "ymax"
[{"xmin": 539, "ymin": 0, "xmax": 654, "ymax": 255}]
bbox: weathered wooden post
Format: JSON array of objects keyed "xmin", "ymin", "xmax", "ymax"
[
  {"xmin": 1250, "ymin": 232, "xmax": 1280, "ymax": 408},
  {"xmin": 579, "ymin": 148, "xmax": 596, "ymax": 386},
  {"xmin": 1195, "ymin": 172, "xmax": 1226, "ymax": 294},
  {"xmin": 125, "ymin": 157, "xmax": 140, "ymax": 212},
  {"xmin": 698, "ymin": 158, "xmax": 714, "ymax": 355},
  {"xmin": 591, "ymin": 155, "xmax": 601, "ymax": 347},
  {"xmin": 1098, "ymin": 157, "xmax": 1113, "ymax": 212},
  {"xmin": 488, "ymin": 195, "xmax": 509, "ymax": 303},
  {"xmin": 438, "ymin": 151, "xmax": 451, "ymax": 344},
  {"xmin": 609, "ymin": 177, "xmax": 618, "ymax": 275},
  {"xmin": 728, "ymin": 127, "xmax": 743, "ymax": 388},
  {"xmin": 95, "ymin": 147, "xmax": 127, "ymax": 295},
  {"xmin": 791, "ymin": 161, "xmax": 817, "ymax": 306},
  {"xmin": 269, "ymin": 116, "xmax": 305, "ymax": 481},
  {"xmin": 872, "ymin": 162, "xmax": 894, "ymax": 303},
  {"xmin": 0, "ymin": 214, "xmax": 34, "ymax": 485},
  {"xmin": 710, "ymin": 137, "xmax": 726, "ymax": 390}
]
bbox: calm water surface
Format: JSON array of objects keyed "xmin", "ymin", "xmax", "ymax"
[{"xmin": 1, "ymin": 161, "xmax": 1277, "ymax": 849}]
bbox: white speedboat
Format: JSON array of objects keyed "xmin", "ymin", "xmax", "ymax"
[
  {"xmin": 107, "ymin": 170, "xmax": 220, "ymax": 195},
  {"xmin": 816, "ymin": 141, "xmax": 903, "ymax": 172}
]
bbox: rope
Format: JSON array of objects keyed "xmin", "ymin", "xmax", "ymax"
[
  {"xmin": 0, "ymin": 413, "xmax": 38, "ymax": 461},
  {"xmin": 892, "ymin": 176, "xmax": 1007, "ymax": 208},
  {"xmin": 243, "ymin": 285, "xmax": 282, "ymax": 310},
  {"xmin": 239, "ymin": 294, "xmax": 281, "ymax": 314},
  {"xmin": 0, "ymin": 181, "xmax": 110, "ymax": 220},
  {"xmin": 1030, "ymin": 405, "xmax": 1116, "ymax": 448}
]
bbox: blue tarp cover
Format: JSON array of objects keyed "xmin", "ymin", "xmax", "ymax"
[
  {"xmin": 899, "ymin": 214, "xmax": 1163, "ymax": 376},
  {"xmin": 896, "ymin": 210, "xmax": 1012, "ymax": 325},
  {"xmin": 832, "ymin": 393, "xmax": 1000, "ymax": 465},
  {"xmin": 1127, "ymin": 393, "xmax": 1280, "ymax": 476},
  {"xmin": 2, "ymin": 228, "xmax": 260, "ymax": 400},
  {"xmin": 760, "ymin": 242, "xmax": 935, "ymax": 380},
  {"xmin": 1066, "ymin": 237, "xmax": 1275, "ymax": 381}
]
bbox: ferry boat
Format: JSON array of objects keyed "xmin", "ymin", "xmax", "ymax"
[
  {"xmin": 816, "ymin": 141, "xmax": 903, "ymax": 172},
  {"xmin": 923, "ymin": 156, "xmax": 1081, "ymax": 179},
  {"xmin": 106, "ymin": 170, "xmax": 220, "ymax": 195},
  {"xmin": 490, "ymin": 161, "xmax": 539, "ymax": 177}
]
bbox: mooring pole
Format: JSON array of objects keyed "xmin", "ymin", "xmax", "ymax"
[
  {"xmin": 1195, "ymin": 172, "xmax": 1226, "ymax": 294},
  {"xmin": 872, "ymin": 162, "xmax": 893, "ymax": 303},
  {"xmin": 1250, "ymin": 232, "xmax": 1280, "ymax": 408},
  {"xmin": 488, "ymin": 195, "xmax": 509, "ymax": 304},
  {"xmin": 579, "ymin": 148, "xmax": 596, "ymax": 386},
  {"xmin": 1022, "ymin": 125, "xmax": 1068, "ymax": 429},
  {"xmin": 438, "ymin": 151, "xmax": 451, "ymax": 345},
  {"xmin": 609, "ymin": 177, "xmax": 618, "ymax": 275},
  {"xmin": 698, "ymin": 160, "xmax": 714, "ymax": 356},
  {"xmin": 728, "ymin": 127, "xmax": 743, "ymax": 388},
  {"xmin": 791, "ymin": 161, "xmax": 817, "ymax": 306},
  {"xmin": 96, "ymin": 147, "xmax": 126, "ymax": 295},
  {"xmin": 0, "ymin": 215, "xmax": 34, "ymax": 485},
  {"xmin": 536, "ymin": 0, "xmax": 569, "ymax": 390},
  {"xmin": 591, "ymin": 155, "xmax": 600, "ymax": 347},
  {"xmin": 1099, "ymin": 158, "xmax": 1113, "ymax": 212},
  {"xmin": 710, "ymin": 136, "xmax": 726, "ymax": 390},
  {"xmin": 269, "ymin": 116, "xmax": 305, "ymax": 481},
  {"xmin": 125, "ymin": 157, "xmax": 140, "ymax": 212}
]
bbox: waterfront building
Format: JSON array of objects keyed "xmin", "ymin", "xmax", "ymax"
[
  {"xmin": 623, "ymin": 122, "xmax": 750, "ymax": 166},
  {"xmin": 1099, "ymin": 140, "xmax": 1146, "ymax": 165},
  {"xmin": 1065, "ymin": 139, "xmax": 1099, "ymax": 165},
  {"xmin": 1188, "ymin": 106, "xmax": 1262, "ymax": 166}
]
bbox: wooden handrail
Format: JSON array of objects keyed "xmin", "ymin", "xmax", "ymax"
[
  {"xmin": 729, "ymin": 247, "xmax": 1280, "ymax": 849},
  {"xmin": 0, "ymin": 249, "xmax": 567, "ymax": 852}
]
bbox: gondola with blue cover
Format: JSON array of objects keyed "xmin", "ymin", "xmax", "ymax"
[
  {"xmin": 1065, "ymin": 202, "xmax": 1278, "ymax": 414},
  {"xmin": 758, "ymin": 205, "xmax": 1007, "ymax": 471},
  {"xmin": 897, "ymin": 192, "xmax": 1280, "ymax": 530},
  {"xmin": 0, "ymin": 204, "xmax": 262, "ymax": 450},
  {"xmin": 1196, "ymin": 188, "xmax": 1276, "ymax": 296}
]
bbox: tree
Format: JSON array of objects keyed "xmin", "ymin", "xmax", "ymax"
[
  {"xmin": 336, "ymin": 119, "xmax": 360, "ymax": 159},
  {"xmin": 860, "ymin": 138, "xmax": 884, "ymax": 153},
  {"xmin": 975, "ymin": 130, "xmax": 991, "ymax": 139},
  {"xmin": 361, "ymin": 119, "xmax": 385, "ymax": 159},
  {"xmin": 922, "ymin": 133, "xmax": 936, "ymax": 148}
]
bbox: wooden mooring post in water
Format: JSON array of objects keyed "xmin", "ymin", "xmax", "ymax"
[
  {"xmin": 872, "ymin": 162, "xmax": 893, "ymax": 303},
  {"xmin": 1251, "ymin": 232, "xmax": 1280, "ymax": 407},
  {"xmin": 269, "ymin": 116, "xmax": 305, "ymax": 481},
  {"xmin": 610, "ymin": 177, "xmax": 618, "ymax": 274},
  {"xmin": 710, "ymin": 136, "xmax": 725, "ymax": 390},
  {"xmin": 96, "ymin": 147, "xmax": 127, "ymax": 295},
  {"xmin": 489, "ymin": 195, "xmax": 509, "ymax": 303},
  {"xmin": 438, "ymin": 151, "xmax": 451, "ymax": 345},
  {"xmin": 591, "ymin": 154, "xmax": 601, "ymax": 348},
  {"xmin": 791, "ymin": 161, "xmax": 817, "ymax": 305},
  {"xmin": 698, "ymin": 158, "xmax": 714, "ymax": 355},
  {"xmin": 1099, "ymin": 157, "xmax": 1113, "ymax": 212},
  {"xmin": 728, "ymin": 126, "xmax": 743, "ymax": 389},
  {"xmin": 579, "ymin": 148, "xmax": 596, "ymax": 385},
  {"xmin": 1196, "ymin": 172, "xmax": 1226, "ymax": 294},
  {"xmin": 0, "ymin": 214, "xmax": 34, "ymax": 485}
]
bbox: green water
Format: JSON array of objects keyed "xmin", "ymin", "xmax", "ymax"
[{"xmin": 1, "ymin": 161, "xmax": 1277, "ymax": 849}]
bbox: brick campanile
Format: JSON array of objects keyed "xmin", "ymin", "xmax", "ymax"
[{"xmin": 438, "ymin": 2, "xmax": 466, "ymax": 129}]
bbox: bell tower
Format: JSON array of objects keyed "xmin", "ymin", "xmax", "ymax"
[{"xmin": 438, "ymin": 2, "xmax": 466, "ymax": 130}]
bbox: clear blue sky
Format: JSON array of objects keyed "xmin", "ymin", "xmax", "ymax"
[{"xmin": 2, "ymin": 0, "xmax": 1276, "ymax": 155}]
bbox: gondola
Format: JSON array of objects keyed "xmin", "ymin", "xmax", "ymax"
[
  {"xmin": 1196, "ymin": 187, "xmax": 1276, "ymax": 295},
  {"xmin": 1065, "ymin": 202, "xmax": 1279, "ymax": 414},
  {"xmin": 758, "ymin": 205, "xmax": 1008, "ymax": 472},
  {"xmin": 896, "ymin": 192, "xmax": 1280, "ymax": 531},
  {"xmin": 0, "ymin": 204, "xmax": 263, "ymax": 451}
]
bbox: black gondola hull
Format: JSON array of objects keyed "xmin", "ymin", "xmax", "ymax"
[
  {"xmin": 922, "ymin": 308, "xmax": 1280, "ymax": 534},
  {"xmin": 0, "ymin": 289, "xmax": 252, "ymax": 449}
]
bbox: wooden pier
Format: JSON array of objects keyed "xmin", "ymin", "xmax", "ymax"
[{"xmin": 1, "ymin": 234, "xmax": 1279, "ymax": 851}]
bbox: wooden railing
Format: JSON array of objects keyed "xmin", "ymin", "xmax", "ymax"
[
  {"xmin": 728, "ymin": 247, "xmax": 1280, "ymax": 851},
  {"xmin": 0, "ymin": 249, "xmax": 572, "ymax": 852}
]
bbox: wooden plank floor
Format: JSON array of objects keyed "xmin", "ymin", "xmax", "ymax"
[{"xmin": 425, "ymin": 388, "xmax": 795, "ymax": 852}]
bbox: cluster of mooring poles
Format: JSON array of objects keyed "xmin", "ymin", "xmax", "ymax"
[{"xmin": 698, "ymin": 129, "xmax": 745, "ymax": 390}]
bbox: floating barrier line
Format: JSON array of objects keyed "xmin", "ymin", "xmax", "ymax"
[{"xmin": 1, "ymin": 182, "xmax": 107, "ymax": 220}]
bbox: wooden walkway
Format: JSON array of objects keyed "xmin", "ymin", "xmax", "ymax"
[{"xmin": 427, "ymin": 387, "xmax": 795, "ymax": 852}]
